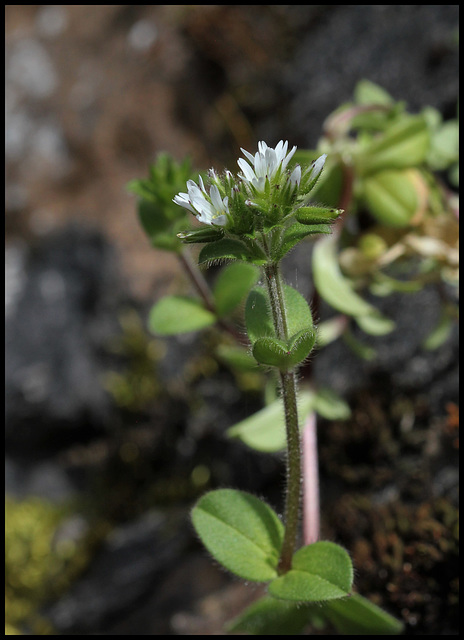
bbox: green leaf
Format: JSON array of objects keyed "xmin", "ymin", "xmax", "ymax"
[
  {"xmin": 252, "ymin": 337, "xmax": 290, "ymax": 368},
  {"xmin": 313, "ymin": 388, "xmax": 351, "ymax": 421},
  {"xmin": 226, "ymin": 595, "xmax": 316, "ymax": 635},
  {"xmin": 428, "ymin": 119, "xmax": 459, "ymax": 170},
  {"xmin": 227, "ymin": 390, "xmax": 315, "ymax": 452},
  {"xmin": 358, "ymin": 115, "xmax": 430, "ymax": 174},
  {"xmin": 315, "ymin": 317, "xmax": 346, "ymax": 347},
  {"xmin": 252, "ymin": 330, "xmax": 316, "ymax": 370},
  {"xmin": 245, "ymin": 287, "xmax": 275, "ymax": 343},
  {"xmin": 245, "ymin": 285, "xmax": 315, "ymax": 369},
  {"xmin": 149, "ymin": 296, "xmax": 216, "ymax": 335},
  {"xmin": 361, "ymin": 169, "xmax": 422, "ymax": 227},
  {"xmin": 422, "ymin": 309, "xmax": 455, "ymax": 350},
  {"xmin": 354, "ymin": 312, "xmax": 396, "ymax": 336},
  {"xmin": 343, "ymin": 328, "xmax": 376, "ymax": 361},
  {"xmin": 198, "ymin": 238, "xmax": 252, "ymax": 265},
  {"xmin": 324, "ymin": 593, "xmax": 404, "ymax": 635},
  {"xmin": 354, "ymin": 79, "xmax": 394, "ymax": 106},
  {"xmin": 313, "ymin": 236, "xmax": 377, "ymax": 316},
  {"xmin": 268, "ymin": 541, "xmax": 353, "ymax": 603},
  {"xmin": 215, "ymin": 344, "xmax": 258, "ymax": 371},
  {"xmin": 191, "ymin": 489, "xmax": 284, "ymax": 582},
  {"xmin": 283, "ymin": 285, "xmax": 314, "ymax": 337},
  {"xmin": 213, "ymin": 263, "xmax": 260, "ymax": 317},
  {"xmin": 369, "ymin": 272, "xmax": 423, "ymax": 296},
  {"xmin": 286, "ymin": 328, "xmax": 317, "ymax": 366}
]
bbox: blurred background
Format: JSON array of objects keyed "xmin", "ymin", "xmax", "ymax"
[{"xmin": 5, "ymin": 5, "xmax": 459, "ymax": 635}]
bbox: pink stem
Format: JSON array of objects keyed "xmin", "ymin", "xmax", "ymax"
[{"xmin": 302, "ymin": 410, "xmax": 320, "ymax": 545}]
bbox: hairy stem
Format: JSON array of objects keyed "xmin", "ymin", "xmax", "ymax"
[
  {"xmin": 277, "ymin": 369, "xmax": 302, "ymax": 573},
  {"xmin": 263, "ymin": 261, "xmax": 301, "ymax": 574}
]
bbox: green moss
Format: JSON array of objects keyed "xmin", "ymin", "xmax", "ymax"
[{"xmin": 5, "ymin": 497, "xmax": 102, "ymax": 635}]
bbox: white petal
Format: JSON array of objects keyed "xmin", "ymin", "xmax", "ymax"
[
  {"xmin": 289, "ymin": 165, "xmax": 301, "ymax": 186},
  {"xmin": 310, "ymin": 154, "xmax": 327, "ymax": 179},
  {"xmin": 213, "ymin": 214, "xmax": 228, "ymax": 226},
  {"xmin": 198, "ymin": 175, "xmax": 207, "ymax": 194},
  {"xmin": 173, "ymin": 193, "xmax": 196, "ymax": 214},
  {"xmin": 240, "ymin": 148, "xmax": 256, "ymax": 164},
  {"xmin": 209, "ymin": 184, "xmax": 223, "ymax": 212},
  {"xmin": 238, "ymin": 158, "xmax": 256, "ymax": 182}
]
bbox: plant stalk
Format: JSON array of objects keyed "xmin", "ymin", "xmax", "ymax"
[{"xmin": 263, "ymin": 261, "xmax": 301, "ymax": 574}]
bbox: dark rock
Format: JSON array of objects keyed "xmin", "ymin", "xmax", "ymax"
[
  {"xmin": 5, "ymin": 224, "xmax": 124, "ymax": 453},
  {"xmin": 43, "ymin": 508, "xmax": 189, "ymax": 634},
  {"xmin": 283, "ymin": 5, "xmax": 459, "ymax": 147}
]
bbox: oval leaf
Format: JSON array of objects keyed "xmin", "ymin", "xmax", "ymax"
[
  {"xmin": 149, "ymin": 296, "xmax": 216, "ymax": 335},
  {"xmin": 354, "ymin": 312, "xmax": 396, "ymax": 336},
  {"xmin": 253, "ymin": 336, "xmax": 289, "ymax": 368},
  {"xmin": 286, "ymin": 328, "xmax": 317, "ymax": 367},
  {"xmin": 313, "ymin": 388, "xmax": 351, "ymax": 421},
  {"xmin": 226, "ymin": 594, "xmax": 316, "ymax": 636},
  {"xmin": 213, "ymin": 263, "xmax": 260, "ymax": 317},
  {"xmin": 283, "ymin": 285, "xmax": 314, "ymax": 337},
  {"xmin": 245, "ymin": 287, "xmax": 275, "ymax": 343},
  {"xmin": 359, "ymin": 115, "xmax": 429, "ymax": 174},
  {"xmin": 325, "ymin": 593, "xmax": 404, "ymax": 635},
  {"xmin": 191, "ymin": 489, "xmax": 284, "ymax": 582},
  {"xmin": 268, "ymin": 541, "xmax": 353, "ymax": 603},
  {"xmin": 362, "ymin": 169, "xmax": 422, "ymax": 227},
  {"xmin": 227, "ymin": 390, "xmax": 316, "ymax": 452},
  {"xmin": 313, "ymin": 237, "xmax": 377, "ymax": 316}
]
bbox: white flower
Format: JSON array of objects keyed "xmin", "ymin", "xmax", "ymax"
[
  {"xmin": 238, "ymin": 140, "xmax": 297, "ymax": 191},
  {"xmin": 173, "ymin": 178, "xmax": 229, "ymax": 226}
]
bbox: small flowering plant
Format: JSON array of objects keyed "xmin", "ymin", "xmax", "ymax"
[
  {"xmin": 170, "ymin": 141, "xmax": 354, "ymax": 603},
  {"xmin": 129, "ymin": 82, "xmax": 457, "ymax": 633}
]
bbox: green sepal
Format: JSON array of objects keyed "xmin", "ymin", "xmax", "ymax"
[
  {"xmin": 191, "ymin": 489, "xmax": 284, "ymax": 582},
  {"xmin": 177, "ymin": 226, "xmax": 225, "ymax": 244},
  {"xmin": 268, "ymin": 541, "xmax": 353, "ymax": 603},
  {"xmin": 295, "ymin": 206, "xmax": 342, "ymax": 225}
]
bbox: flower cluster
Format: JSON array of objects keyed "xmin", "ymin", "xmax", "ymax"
[{"xmin": 173, "ymin": 141, "xmax": 328, "ymax": 232}]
